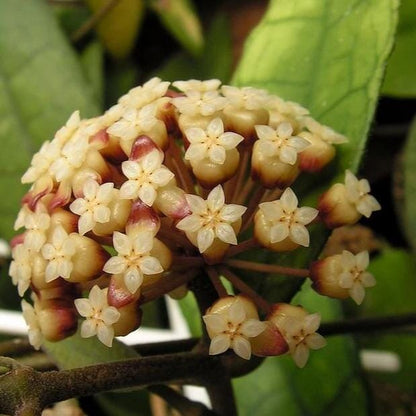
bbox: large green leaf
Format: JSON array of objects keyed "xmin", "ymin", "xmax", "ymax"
[
  {"xmin": 233, "ymin": 0, "xmax": 398, "ymax": 174},
  {"xmin": 234, "ymin": 283, "xmax": 369, "ymax": 416},
  {"xmin": 0, "ymin": 0, "xmax": 99, "ymax": 240},
  {"xmin": 382, "ymin": 0, "xmax": 416, "ymax": 97}
]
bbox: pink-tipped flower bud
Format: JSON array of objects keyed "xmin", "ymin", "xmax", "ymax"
[
  {"xmin": 268, "ymin": 303, "xmax": 326, "ymax": 368},
  {"xmin": 154, "ymin": 185, "xmax": 191, "ymax": 220},
  {"xmin": 310, "ymin": 250, "xmax": 375, "ymax": 305},
  {"xmin": 254, "ymin": 188, "xmax": 317, "ymax": 252},
  {"xmin": 319, "ymin": 170, "xmax": 381, "ymax": 228},
  {"xmin": 250, "ymin": 320, "xmax": 288, "ymax": 357},
  {"xmin": 108, "ymin": 273, "xmax": 141, "ymax": 308},
  {"xmin": 113, "ymin": 301, "xmax": 142, "ymax": 336},
  {"xmin": 203, "ymin": 295, "xmax": 266, "ymax": 360}
]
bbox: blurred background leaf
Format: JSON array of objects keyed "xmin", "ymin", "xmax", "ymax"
[
  {"xmin": 0, "ymin": 0, "xmax": 99, "ymax": 240},
  {"xmin": 155, "ymin": 13, "xmax": 232, "ymax": 83},
  {"xmin": 148, "ymin": 0, "xmax": 204, "ymax": 57},
  {"xmin": 84, "ymin": 0, "xmax": 145, "ymax": 60},
  {"xmin": 382, "ymin": 0, "xmax": 416, "ymax": 98},
  {"xmin": 402, "ymin": 117, "xmax": 416, "ymax": 253}
]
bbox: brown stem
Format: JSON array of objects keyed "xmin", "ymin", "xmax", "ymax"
[
  {"xmin": 218, "ymin": 266, "xmax": 271, "ymax": 314},
  {"xmin": 227, "ymin": 148, "xmax": 250, "ymax": 203},
  {"xmin": 235, "ymin": 176, "xmax": 254, "ymax": 205},
  {"xmin": 158, "ymin": 226, "xmax": 195, "ymax": 250},
  {"xmin": 206, "ymin": 267, "xmax": 228, "ymax": 298},
  {"xmin": 241, "ymin": 186, "xmax": 267, "ymax": 232},
  {"xmin": 141, "ymin": 269, "xmax": 198, "ymax": 304},
  {"xmin": 172, "ymin": 256, "xmax": 204, "ymax": 269},
  {"xmin": 320, "ymin": 313, "xmax": 416, "ymax": 336},
  {"xmin": 148, "ymin": 385, "xmax": 218, "ymax": 416},
  {"xmin": 0, "ymin": 338, "xmax": 33, "ymax": 357},
  {"xmin": 226, "ymin": 238, "xmax": 258, "ymax": 257},
  {"xmin": 166, "ymin": 138, "xmax": 195, "ymax": 194},
  {"xmin": 226, "ymin": 259, "xmax": 310, "ymax": 278},
  {"xmin": 71, "ymin": 0, "xmax": 120, "ymax": 42}
]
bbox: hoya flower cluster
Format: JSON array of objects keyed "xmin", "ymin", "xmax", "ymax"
[{"xmin": 10, "ymin": 78, "xmax": 380, "ymax": 367}]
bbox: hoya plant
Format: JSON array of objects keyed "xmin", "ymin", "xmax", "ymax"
[{"xmin": 0, "ymin": 0, "xmax": 415, "ymax": 415}]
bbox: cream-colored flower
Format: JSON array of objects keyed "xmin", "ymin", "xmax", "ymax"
[
  {"xmin": 103, "ymin": 230, "xmax": 163, "ymax": 294},
  {"xmin": 70, "ymin": 180, "xmax": 114, "ymax": 235},
  {"xmin": 9, "ymin": 244, "xmax": 32, "ymax": 296},
  {"xmin": 14, "ymin": 204, "xmax": 50, "ymax": 251},
  {"xmin": 172, "ymin": 90, "xmax": 227, "ymax": 116},
  {"xmin": 278, "ymin": 313, "xmax": 326, "ymax": 368},
  {"xmin": 119, "ymin": 150, "xmax": 174, "ymax": 205},
  {"xmin": 304, "ymin": 117, "xmax": 348, "ymax": 144},
  {"xmin": 118, "ymin": 77, "xmax": 170, "ymax": 109},
  {"xmin": 184, "ymin": 118, "xmax": 243, "ymax": 164},
  {"xmin": 173, "ymin": 79, "xmax": 221, "ymax": 93},
  {"xmin": 254, "ymin": 122, "xmax": 310, "ymax": 165},
  {"xmin": 49, "ymin": 133, "xmax": 90, "ymax": 182},
  {"xmin": 258, "ymin": 188, "xmax": 318, "ymax": 247},
  {"xmin": 21, "ymin": 299, "xmax": 42, "ymax": 350},
  {"xmin": 21, "ymin": 140, "xmax": 63, "ymax": 184},
  {"xmin": 337, "ymin": 250, "xmax": 376, "ymax": 304},
  {"xmin": 106, "ymin": 104, "xmax": 158, "ymax": 141},
  {"xmin": 344, "ymin": 170, "xmax": 381, "ymax": 218},
  {"xmin": 74, "ymin": 285, "xmax": 120, "ymax": 347},
  {"xmin": 54, "ymin": 110, "xmax": 82, "ymax": 145},
  {"xmin": 203, "ymin": 297, "xmax": 266, "ymax": 360},
  {"xmin": 176, "ymin": 185, "xmax": 247, "ymax": 253},
  {"xmin": 221, "ymin": 85, "xmax": 270, "ymax": 110},
  {"xmin": 41, "ymin": 226, "xmax": 76, "ymax": 282}
]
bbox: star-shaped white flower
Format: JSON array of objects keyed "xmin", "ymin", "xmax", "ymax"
[
  {"xmin": 172, "ymin": 90, "xmax": 227, "ymax": 116},
  {"xmin": 176, "ymin": 185, "xmax": 247, "ymax": 253},
  {"xmin": 9, "ymin": 243, "xmax": 32, "ymax": 296},
  {"xmin": 184, "ymin": 118, "xmax": 243, "ymax": 165},
  {"xmin": 14, "ymin": 204, "xmax": 50, "ymax": 251},
  {"xmin": 337, "ymin": 250, "xmax": 376, "ymax": 304},
  {"xmin": 258, "ymin": 188, "xmax": 318, "ymax": 247},
  {"xmin": 203, "ymin": 297, "xmax": 266, "ymax": 360},
  {"xmin": 119, "ymin": 150, "xmax": 174, "ymax": 206},
  {"xmin": 277, "ymin": 313, "xmax": 327, "ymax": 368},
  {"xmin": 173, "ymin": 79, "xmax": 221, "ymax": 93},
  {"xmin": 49, "ymin": 134, "xmax": 90, "ymax": 182},
  {"xmin": 118, "ymin": 77, "xmax": 170, "ymax": 109},
  {"xmin": 54, "ymin": 110, "xmax": 82, "ymax": 145},
  {"xmin": 103, "ymin": 230, "xmax": 164, "ymax": 294},
  {"xmin": 41, "ymin": 226, "xmax": 76, "ymax": 282},
  {"xmin": 70, "ymin": 180, "xmax": 114, "ymax": 235},
  {"xmin": 254, "ymin": 122, "xmax": 310, "ymax": 165},
  {"xmin": 21, "ymin": 140, "xmax": 63, "ymax": 184},
  {"xmin": 74, "ymin": 286, "xmax": 121, "ymax": 347},
  {"xmin": 21, "ymin": 299, "xmax": 42, "ymax": 350},
  {"xmin": 304, "ymin": 117, "xmax": 348, "ymax": 144},
  {"xmin": 221, "ymin": 85, "xmax": 270, "ymax": 110},
  {"xmin": 106, "ymin": 104, "xmax": 158, "ymax": 141},
  {"xmin": 344, "ymin": 170, "xmax": 381, "ymax": 218}
]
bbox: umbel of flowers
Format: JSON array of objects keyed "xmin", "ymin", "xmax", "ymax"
[{"xmin": 10, "ymin": 78, "xmax": 380, "ymax": 368}]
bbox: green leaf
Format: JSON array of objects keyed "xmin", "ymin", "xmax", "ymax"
[
  {"xmin": 85, "ymin": 0, "xmax": 145, "ymax": 60},
  {"xmin": 355, "ymin": 248, "xmax": 416, "ymax": 392},
  {"xmin": 234, "ymin": 283, "xmax": 369, "ymax": 416},
  {"xmin": 155, "ymin": 14, "xmax": 232, "ymax": 82},
  {"xmin": 382, "ymin": 0, "xmax": 416, "ymax": 97},
  {"xmin": 0, "ymin": 0, "xmax": 99, "ymax": 240},
  {"xmin": 80, "ymin": 41, "xmax": 104, "ymax": 109},
  {"xmin": 403, "ymin": 117, "xmax": 416, "ymax": 252},
  {"xmin": 45, "ymin": 334, "xmax": 138, "ymax": 369},
  {"xmin": 233, "ymin": 0, "xmax": 398, "ymax": 174},
  {"xmin": 149, "ymin": 0, "xmax": 203, "ymax": 56}
]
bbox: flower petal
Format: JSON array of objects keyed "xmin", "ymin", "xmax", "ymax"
[
  {"xmin": 232, "ymin": 336, "xmax": 251, "ymax": 360},
  {"xmin": 203, "ymin": 313, "xmax": 228, "ymax": 333},
  {"xmin": 80, "ymin": 319, "xmax": 97, "ymax": 338},
  {"xmin": 197, "ymin": 228, "xmax": 215, "ymax": 253},
  {"xmin": 215, "ymin": 223, "xmax": 237, "ymax": 245},
  {"xmin": 289, "ymin": 223, "xmax": 310, "ymax": 247},
  {"xmin": 209, "ymin": 334, "xmax": 230, "ymax": 355},
  {"xmin": 207, "ymin": 185, "xmax": 225, "ymax": 212}
]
